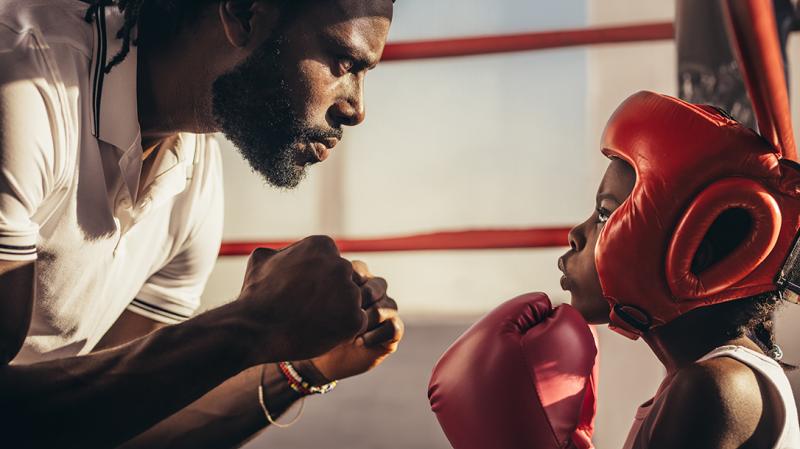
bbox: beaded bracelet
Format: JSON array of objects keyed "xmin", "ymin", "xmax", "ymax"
[
  {"xmin": 257, "ymin": 364, "xmax": 305, "ymax": 429},
  {"xmin": 278, "ymin": 361, "xmax": 338, "ymax": 395}
]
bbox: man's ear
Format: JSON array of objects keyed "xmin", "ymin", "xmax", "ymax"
[{"xmin": 219, "ymin": 0, "xmax": 257, "ymax": 48}]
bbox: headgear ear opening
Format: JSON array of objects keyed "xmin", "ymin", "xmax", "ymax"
[
  {"xmin": 666, "ymin": 178, "xmax": 782, "ymax": 300},
  {"xmin": 690, "ymin": 208, "xmax": 752, "ymax": 274}
]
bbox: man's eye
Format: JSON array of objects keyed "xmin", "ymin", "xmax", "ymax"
[
  {"xmin": 335, "ymin": 58, "xmax": 354, "ymax": 75},
  {"xmin": 597, "ymin": 207, "xmax": 612, "ymax": 224}
]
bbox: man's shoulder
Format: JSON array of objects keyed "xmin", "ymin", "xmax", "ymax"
[{"xmin": 0, "ymin": 0, "xmax": 93, "ymax": 60}]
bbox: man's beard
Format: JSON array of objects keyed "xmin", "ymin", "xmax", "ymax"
[{"xmin": 211, "ymin": 36, "xmax": 341, "ymax": 188}]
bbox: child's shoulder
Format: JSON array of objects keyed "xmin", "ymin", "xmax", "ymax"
[
  {"xmin": 648, "ymin": 356, "xmax": 777, "ymax": 449},
  {"xmin": 677, "ymin": 355, "xmax": 764, "ymax": 406}
]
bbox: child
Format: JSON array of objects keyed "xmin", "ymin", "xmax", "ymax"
[
  {"xmin": 430, "ymin": 90, "xmax": 800, "ymax": 449},
  {"xmin": 559, "ymin": 91, "xmax": 800, "ymax": 448}
]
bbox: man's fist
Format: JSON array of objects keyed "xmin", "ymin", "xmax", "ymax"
[
  {"xmin": 237, "ymin": 236, "xmax": 367, "ymax": 364},
  {"xmin": 295, "ymin": 261, "xmax": 404, "ymax": 384}
]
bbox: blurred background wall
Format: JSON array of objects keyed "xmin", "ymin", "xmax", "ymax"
[{"xmin": 199, "ymin": 0, "xmax": 800, "ymax": 447}]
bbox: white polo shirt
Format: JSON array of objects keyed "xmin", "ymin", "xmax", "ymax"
[{"xmin": 0, "ymin": 0, "xmax": 224, "ymax": 363}]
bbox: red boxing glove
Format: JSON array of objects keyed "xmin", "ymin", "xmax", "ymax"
[{"xmin": 429, "ymin": 293, "xmax": 598, "ymax": 449}]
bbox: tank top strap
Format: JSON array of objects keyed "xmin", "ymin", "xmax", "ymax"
[
  {"xmin": 698, "ymin": 345, "xmax": 800, "ymax": 449},
  {"xmin": 698, "ymin": 344, "xmax": 776, "ymax": 365}
]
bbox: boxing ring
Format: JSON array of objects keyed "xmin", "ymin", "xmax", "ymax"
[
  {"xmin": 238, "ymin": 5, "xmax": 800, "ymax": 449},
  {"xmin": 218, "ymin": 20, "xmax": 697, "ymax": 257}
]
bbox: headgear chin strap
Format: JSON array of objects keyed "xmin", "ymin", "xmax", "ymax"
[{"xmin": 596, "ymin": 91, "xmax": 800, "ymax": 339}]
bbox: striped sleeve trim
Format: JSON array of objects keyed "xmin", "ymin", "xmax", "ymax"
[
  {"xmin": 0, "ymin": 240, "xmax": 37, "ymax": 261},
  {"xmin": 128, "ymin": 298, "xmax": 193, "ymax": 324},
  {"xmin": 0, "ymin": 243, "xmax": 36, "ymax": 255}
]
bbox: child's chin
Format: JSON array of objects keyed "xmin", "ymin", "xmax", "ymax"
[{"xmin": 570, "ymin": 295, "xmax": 611, "ymax": 325}]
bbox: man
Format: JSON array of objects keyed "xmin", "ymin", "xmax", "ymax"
[{"xmin": 0, "ymin": 0, "xmax": 403, "ymax": 447}]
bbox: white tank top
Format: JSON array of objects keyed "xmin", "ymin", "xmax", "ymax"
[{"xmin": 622, "ymin": 345, "xmax": 800, "ymax": 449}]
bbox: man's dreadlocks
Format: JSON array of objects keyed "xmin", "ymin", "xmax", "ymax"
[
  {"xmin": 84, "ymin": 0, "xmax": 217, "ymax": 73},
  {"xmin": 84, "ymin": 0, "xmax": 395, "ymax": 74}
]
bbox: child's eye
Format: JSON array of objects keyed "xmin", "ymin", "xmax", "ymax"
[{"xmin": 597, "ymin": 207, "xmax": 612, "ymax": 224}]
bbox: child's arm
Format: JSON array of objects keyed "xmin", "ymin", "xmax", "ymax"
[{"xmin": 645, "ymin": 357, "xmax": 777, "ymax": 449}]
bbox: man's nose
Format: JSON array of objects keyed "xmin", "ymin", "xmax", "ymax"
[{"xmin": 331, "ymin": 77, "xmax": 366, "ymax": 127}]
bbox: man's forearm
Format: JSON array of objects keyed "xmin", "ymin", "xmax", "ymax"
[
  {"xmin": 0, "ymin": 303, "xmax": 257, "ymax": 449},
  {"xmin": 118, "ymin": 363, "xmax": 305, "ymax": 449}
]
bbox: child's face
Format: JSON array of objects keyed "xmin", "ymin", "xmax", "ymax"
[{"xmin": 558, "ymin": 159, "xmax": 636, "ymax": 324}]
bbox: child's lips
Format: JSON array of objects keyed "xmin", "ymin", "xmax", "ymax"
[
  {"xmin": 557, "ymin": 256, "xmax": 566, "ymax": 273},
  {"xmin": 557, "ymin": 256, "xmax": 571, "ymax": 290}
]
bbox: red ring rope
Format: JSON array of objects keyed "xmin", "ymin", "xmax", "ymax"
[
  {"xmin": 381, "ymin": 22, "xmax": 674, "ymax": 61},
  {"xmin": 219, "ymin": 227, "xmax": 571, "ymax": 256}
]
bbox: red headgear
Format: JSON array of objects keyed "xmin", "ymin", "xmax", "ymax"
[{"xmin": 595, "ymin": 91, "xmax": 800, "ymax": 339}]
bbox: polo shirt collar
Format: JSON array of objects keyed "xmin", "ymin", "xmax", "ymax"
[
  {"xmin": 88, "ymin": 5, "xmax": 195, "ymax": 208},
  {"xmin": 89, "ymin": 4, "xmax": 141, "ymax": 154}
]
